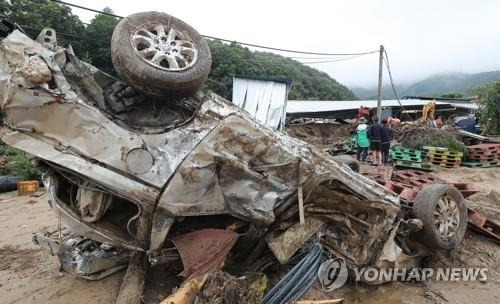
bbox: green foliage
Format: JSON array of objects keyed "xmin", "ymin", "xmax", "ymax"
[
  {"xmin": 204, "ymin": 40, "xmax": 356, "ymax": 100},
  {"xmin": 439, "ymin": 93, "xmax": 464, "ymax": 98},
  {"xmin": 1, "ymin": 0, "xmax": 87, "ymax": 55},
  {"xmin": 403, "ymin": 131, "xmax": 467, "ymax": 156},
  {"xmin": 83, "ymin": 7, "xmax": 119, "ymax": 75},
  {"xmin": 0, "ymin": 145, "xmax": 41, "ymax": 180},
  {"xmin": 475, "ymin": 78, "xmax": 500, "ymax": 135}
]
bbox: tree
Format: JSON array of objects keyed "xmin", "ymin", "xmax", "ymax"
[
  {"xmin": 1, "ymin": 0, "xmax": 87, "ymax": 55},
  {"xmin": 84, "ymin": 7, "xmax": 119, "ymax": 75},
  {"xmin": 476, "ymin": 78, "xmax": 500, "ymax": 135},
  {"xmin": 440, "ymin": 93, "xmax": 464, "ymax": 98},
  {"xmin": 204, "ymin": 40, "xmax": 356, "ymax": 100}
]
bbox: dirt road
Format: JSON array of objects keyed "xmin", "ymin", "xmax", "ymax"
[
  {"xmin": 0, "ymin": 191, "xmax": 123, "ymax": 304},
  {"xmin": 1, "ymin": 168, "xmax": 499, "ymax": 303}
]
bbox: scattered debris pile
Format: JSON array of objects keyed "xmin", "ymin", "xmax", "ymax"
[
  {"xmin": 325, "ymin": 139, "xmax": 356, "ymax": 156},
  {"xmin": 429, "ymin": 225, "xmax": 500, "ymax": 283},
  {"xmin": 392, "ymin": 123, "xmax": 466, "ymax": 154},
  {"xmin": 466, "ymin": 190, "xmax": 500, "ymax": 222},
  {"xmin": 286, "ymin": 123, "xmax": 352, "ymax": 148},
  {"xmin": 195, "ymin": 271, "xmax": 268, "ymax": 304}
]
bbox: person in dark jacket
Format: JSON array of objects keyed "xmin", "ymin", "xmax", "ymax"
[
  {"xmin": 368, "ymin": 117, "xmax": 383, "ymax": 165},
  {"xmin": 381, "ymin": 118, "xmax": 393, "ymax": 165}
]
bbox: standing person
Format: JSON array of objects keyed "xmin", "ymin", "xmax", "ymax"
[
  {"xmin": 355, "ymin": 117, "xmax": 370, "ymax": 162},
  {"xmin": 381, "ymin": 118, "xmax": 393, "ymax": 165},
  {"xmin": 368, "ymin": 117, "xmax": 383, "ymax": 165}
]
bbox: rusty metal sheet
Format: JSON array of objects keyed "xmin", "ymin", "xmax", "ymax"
[
  {"xmin": 172, "ymin": 228, "xmax": 238, "ymax": 279},
  {"xmin": 468, "ymin": 208, "xmax": 500, "ymax": 243}
]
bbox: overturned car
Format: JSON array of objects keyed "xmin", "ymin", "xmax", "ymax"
[{"xmin": 0, "ymin": 12, "xmax": 467, "ymax": 303}]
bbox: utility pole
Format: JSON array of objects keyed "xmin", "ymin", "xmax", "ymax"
[{"xmin": 376, "ymin": 45, "xmax": 384, "ymax": 120}]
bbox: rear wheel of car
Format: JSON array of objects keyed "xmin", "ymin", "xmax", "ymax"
[
  {"xmin": 111, "ymin": 11, "xmax": 211, "ymax": 97},
  {"xmin": 331, "ymin": 155, "xmax": 360, "ymax": 172},
  {"xmin": 411, "ymin": 184, "xmax": 467, "ymax": 249}
]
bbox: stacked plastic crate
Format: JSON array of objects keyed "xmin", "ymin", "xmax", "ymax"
[
  {"xmin": 391, "ymin": 147, "xmax": 433, "ymax": 171},
  {"xmin": 462, "ymin": 144, "xmax": 500, "ymax": 168},
  {"xmin": 423, "ymin": 146, "xmax": 463, "ymax": 168}
]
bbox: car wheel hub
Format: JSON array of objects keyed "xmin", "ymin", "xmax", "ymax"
[
  {"xmin": 434, "ymin": 194, "xmax": 460, "ymax": 238},
  {"xmin": 131, "ymin": 24, "xmax": 198, "ymax": 71}
]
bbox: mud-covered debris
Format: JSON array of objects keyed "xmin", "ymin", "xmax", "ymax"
[
  {"xmin": 19, "ymin": 56, "xmax": 52, "ymax": 84},
  {"xmin": 466, "ymin": 190, "xmax": 500, "ymax": 222},
  {"xmin": 392, "ymin": 122, "xmax": 465, "ymax": 152},
  {"xmin": 286, "ymin": 123, "xmax": 352, "ymax": 148},
  {"xmin": 195, "ymin": 271, "xmax": 268, "ymax": 304}
]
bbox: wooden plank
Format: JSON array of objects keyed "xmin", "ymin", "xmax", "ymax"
[{"xmin": 297, "ymin": 158, "xmax": 305, "ymax": 225}]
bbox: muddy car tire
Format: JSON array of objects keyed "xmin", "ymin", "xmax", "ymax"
[
  {"xmin": 0, "ymin": 175, "xmax": 23, "ymax": 193},
  {"xmin": 111, "ymin": 11, "xmax": 211, "ymax": 97},
  {"xmin": 411, "ymin": 184, "xmax": 467, "ymax": 250},
  {"xmin": 331, "ymin": 155, "xmax": 359, "ymax": 172}
]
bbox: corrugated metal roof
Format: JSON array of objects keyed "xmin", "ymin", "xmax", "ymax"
[{"xmin": 286, "ymin": 99, "xmax": 477, "ymax": 113}]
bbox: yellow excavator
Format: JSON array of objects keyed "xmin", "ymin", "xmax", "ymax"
[{"xmin": 422, "ymin": 99, "xmax": 436, "ymax": 120}]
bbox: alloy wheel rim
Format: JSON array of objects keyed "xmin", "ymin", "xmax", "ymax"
[
  {"xmin": 131, "ymin": 24, "xmax": 198, "ymax": 71},
  {"xmin": 433, "ymin": 194, "xmax": 460, "ymax": 238}
]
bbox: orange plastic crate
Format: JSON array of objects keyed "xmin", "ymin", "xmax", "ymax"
[{"xmin": 17, "ymin": 181, "xmax": 39, "ymax": 196}]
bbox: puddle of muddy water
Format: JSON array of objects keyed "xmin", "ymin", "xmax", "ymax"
[
  {"xmin": 307, "ymin": 282, "xmax": 426, "ymax": 304},
  {"xmin": 338, "ymin": 282, "xmax": 425, "ymax": 304}
]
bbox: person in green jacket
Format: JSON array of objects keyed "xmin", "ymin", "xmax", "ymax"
[{"xmin": 355, "ymin": 117, "xmax": 370, "ymax": 162}]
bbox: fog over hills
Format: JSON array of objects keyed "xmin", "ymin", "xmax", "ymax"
[{"xmin": 351, "ymin": 71, "xmax": 500, "ymax": 99}]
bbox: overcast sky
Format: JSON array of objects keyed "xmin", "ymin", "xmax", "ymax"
[{"xmin": 64, "ymin": 0, "xmax": 500, "ymax": 88}]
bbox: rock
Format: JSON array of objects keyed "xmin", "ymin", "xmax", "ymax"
[{"xmin": 20, "ymin": 56, "xmax": 52, "ymax": 84}]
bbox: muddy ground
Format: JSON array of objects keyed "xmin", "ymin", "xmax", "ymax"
[
  {"xmin": 0, "ymin": 168, "xmax": 499, "ymax": 304},
  {"xmin": 286, "ymin": 123, "xmax": 352, "ymax": 148}
]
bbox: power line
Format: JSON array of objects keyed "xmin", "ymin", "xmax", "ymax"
[
  {"xmin": 290, "ymin": 55, "xmax": 368, "ymax": 60},
  {"xmin": 17, "ymin": 24, "xmax": 372, "ymax": 70},
  {"xmin": 19, "ymin": 24, "xmax": 365, "ymax": 68},
  {"xmin": 383, "ymin": 49, "xmax": 407, "ymax": 112},
  {"xmin": 201, "ymin": 35, "xmax": 378, "ymax": 56},
  {"xmin": 52, "ymin": 0, "xmax": 122, "ymax": 18},
  {"xmin": 49, "ymin": 0, "xmax": 378, "ymax": 56},
  {"xmin": 298, "ymin": 53, "xmax": 376, "ymax": 64},
  {"xmin": 15, "ymin": 24, "xmax": 332, "ymax": 68}
]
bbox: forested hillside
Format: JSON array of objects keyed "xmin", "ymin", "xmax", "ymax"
[
  {"xmin": 0, "ymin": 0, "xmax": 355, "ymax": 100},
  {"xmin": 205, "ymin": 40, "xmax": 355, "ymax": 100},
  {"xmin": 352, "ymin": 71, "xmax": 500, "ymax": 99}
]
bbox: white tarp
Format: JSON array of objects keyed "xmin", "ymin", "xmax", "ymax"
[{"xmin": 232, "ymin": 77, "xmax": 288, "ymax": 130}]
